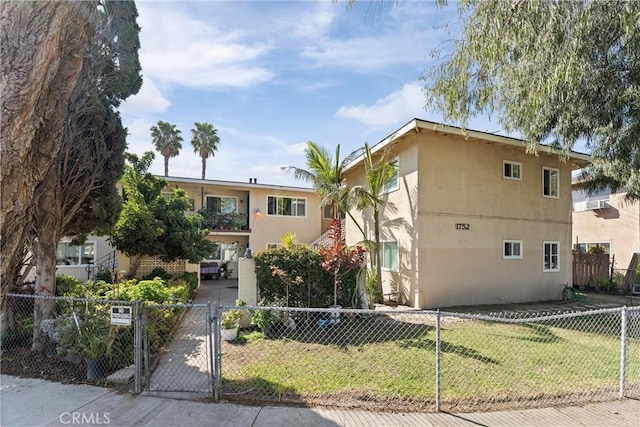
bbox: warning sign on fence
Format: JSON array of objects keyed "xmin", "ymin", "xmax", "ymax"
[{"xmin": 110, "ymin": 306, "xmax": 131, "ymax": 326}]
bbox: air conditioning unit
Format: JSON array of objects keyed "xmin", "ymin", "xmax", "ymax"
[{"xmin": 585, "ymin": 200, "xmax": 609, "ymax": 210}]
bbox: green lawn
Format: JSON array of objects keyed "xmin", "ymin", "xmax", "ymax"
[{"xmin": 220, "ymin": 314, "xmax": 640, "ymax": 411}]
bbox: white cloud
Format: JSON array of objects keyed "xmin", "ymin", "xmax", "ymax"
[
  {"xmin": 336, "ymin": 83, "xmax": 426, "ymax": 126},
  {"xmin": 119, "ymin": 77, "xmax": 170, "ymax": 115},
  {"xmin": 136, "ymin": 3, "xmax": 274, "ymax": 89}
]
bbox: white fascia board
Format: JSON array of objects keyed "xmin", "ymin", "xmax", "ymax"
[{"xmin": 157, "ymin": 175, "xmax": 317, "ymax": 193}]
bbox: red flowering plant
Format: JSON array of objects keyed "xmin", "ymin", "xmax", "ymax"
[{"xmin": 318, "ymin": 219, "xmax": 366, "ymax": 307}]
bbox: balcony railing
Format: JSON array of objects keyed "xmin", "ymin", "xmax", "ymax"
[{"xmin": 199, "ymin": 210, "xmax": 249, "ymax": 231}]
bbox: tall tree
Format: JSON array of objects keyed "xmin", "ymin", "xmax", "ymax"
[
  {"xmin": 151, "ymin": 121, "xmax": 183, "ymax": 176},
  {"xmin": 27, "ymin": 0, "xmax": 142, "ymax": 350},
  {"xmin": 0, "ymin": 1, "xmax": 93, "ymax": 305},
  {"xmin": 110, "ymin": 152, "xmax": 214, "ymax": 277},
  {"xmin": 426, "ymin": 0, "xmax": 640, "ymax": 197},
  {"xmin": 191, "ymin": 122, "xmax": 220, "ymax": 179},
  {"xmin": 353, "ymin": 143, "xmax": 396, "ymax": 302}
]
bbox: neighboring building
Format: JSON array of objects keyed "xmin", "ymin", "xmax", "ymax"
[
  {"xmin": 56, "ymin": 176, "xmax": 323, "ymax": 280},
  {"xmin": 572, "ymin": 187, "xmax": 640, "ymax": 270},
  {"xmin": 344, "ymin": 118, "xmax": 591, "ymax": 309}
]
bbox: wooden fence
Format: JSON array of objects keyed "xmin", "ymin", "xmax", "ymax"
[{"xmin": 572, "ymin": 251, "xmax": 610, "ymax": 289}]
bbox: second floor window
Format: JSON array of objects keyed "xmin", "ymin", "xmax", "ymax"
[
  {"xmin": 267, "ymin": 196, "xmax": 306, "ymax": 217},
  {"xmin": 382, "ymin": 158, "xmax": 400, "ymax": 193},
  {"xmin": 206, "ymin": 196, "xmax": 237, "ymax": 214},
  {"xmin": 543, "ymin": 167, "xmax": 559, "ymax": 198}
]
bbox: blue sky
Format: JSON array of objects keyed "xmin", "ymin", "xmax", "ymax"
[{"xmin": 119, "ymin": 1, "xmax": 502, "ymax": 187}]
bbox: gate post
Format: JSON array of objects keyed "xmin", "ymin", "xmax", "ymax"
[
  {"xmin": 211, "ymin": 302, "xmax": 222, "ymax": 401},
  {"xmin": 134, "ymin": 300, "xmax": 142, "ymax": 394},
  {"xmin": 435, "ymin": 309, "xmax": 441, "ymax": 412},
  {"xmin": 620, "ymin": 306, "xmax": 627, "ymax": 398}
]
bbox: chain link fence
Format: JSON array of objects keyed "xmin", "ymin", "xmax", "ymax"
[
  {"xmin": 2, "ymin": 294, "xmax": 137, "ymax": 386},
  {"xmin": 3, "ymin": 293, "xmax": 639, "ymax": 413},
  {"xmin": 213, "ymin": 305, "xmax": 640, "ymax": 412}
]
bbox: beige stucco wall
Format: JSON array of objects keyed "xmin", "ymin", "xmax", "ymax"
[
  {"xmin": 346, "ymin": 130, "xmax": 576, "ymax": 308},
  {"xmin": 572, "ymin": 191, "xmax": 640, "ymax": 269}
]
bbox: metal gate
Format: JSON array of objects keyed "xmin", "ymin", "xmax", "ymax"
[{"xmin": 143, "ymin": 303, "xmax": 213, "ymax": 395}]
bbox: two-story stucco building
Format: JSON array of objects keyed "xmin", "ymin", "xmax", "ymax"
[
  {"xmin": 56, "ymin": 176, "xmax": 325, "ymax": 280},
  {"xmin": 344, "ymin": 118, "xmax": 591, "ymax": 308},
  {"xmin": 572, "ymin": 187, "xmax": 640, "ymax": 270}
]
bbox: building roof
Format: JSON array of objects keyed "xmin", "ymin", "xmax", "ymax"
[
  {"xmin": 157, "ymin": 175, "xmax": 316, "ymax": 193},
  {"xmin": 346, "ymin": 118, "xmax": 592, "ymax": 171}
]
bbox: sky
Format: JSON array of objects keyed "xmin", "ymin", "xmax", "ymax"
[{"xmin": 118, "ymin": 0, "xmax": 502, "ymax": 188}]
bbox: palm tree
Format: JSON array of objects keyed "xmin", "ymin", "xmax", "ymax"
[
  {"xmin": 191, "ymin": 122, "xmax": 220, "ymax": 179},
  {"xmin": 353, "ymin": 143, "xmax": 397, "ymax": 302},
  {"xmin": 150, "ymin": 121, "xmax": 183, "ymax": 176},
  {"xmin": 282, "ymin": 141, "xmax": 361, "ymax": 222}
]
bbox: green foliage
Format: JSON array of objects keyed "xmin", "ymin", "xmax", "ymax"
[
  {"xmin": 94, "ymin": 268, "xmax": 114, "ymax": 283},
  {"xmin": 142, "ymin": 267, "xmax": 172, "ymax": 281},
  {"xmin": 191, "ymin": 122, "xmax": 220, "ymax": 179},
  {"xmin": 254, "ymin": 246, "xmax": 357, "ymax": 307},
  {"xmin": 110, "ymin": 153, "xmax": 214, "ymax": 267},
  {"xmin": 151, "ymin": 121, "xmax": 183, "ymax": 176},
  {"xmin": 222, "ymin": 309, "xmax": 242, "ymax": 329},
  {"xmin": 250, "ymin": 304, "xmax": 277, "ymax": 330},
  {"xmin": 56, "ymin": 275, "xmax": 83, "ymax": 296},
  {"xmin": 426, "ymin": 0, "xmax": 640, "ymax": 198},
  {"xmin": 113, "ymin": 278, "xmax": 172, "ymax": 303}
]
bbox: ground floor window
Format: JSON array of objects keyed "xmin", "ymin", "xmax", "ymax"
[
  {"xmin": 56, "ymin": 241, "xmax": 95, "ymax": 265},
  {"xmin": 208, "ymin": 241, "xmax": 239, "ymax": 261},
  {"xmin": 503, "ymin": 240, "xmax": 523, "ymax": 259},
  {"xmin": 574, "ymin": 242, "xmax": 610, "ymax": 254},
  {"xmin": 266, "ymin": 243, "xmax": 281, "ymax": 250},
  {"xmin": 543, "ymin": 241, "xmax": 560, "ymax": 272},
  {"xmin": 381, "ymin": 241, "xmax": 399, "ymax": 272}
]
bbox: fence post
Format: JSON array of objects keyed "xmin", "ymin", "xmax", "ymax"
[
  {"xmin": 134, "ymin": 300, "xmax": 142, "ymax": 394},
  {"xmin": 620, "ymin": 306, "xmax": 627, "ymax": 398},
  {"xmin": 435, "ymin": 309, "xmax": 441, "ymax": 412},
  {"xmin": 211, "ymin": 302, "xmax": 222, "ymax": 402}
]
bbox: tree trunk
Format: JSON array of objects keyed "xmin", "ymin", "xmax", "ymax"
[
  {"xmin": 164, "ymin": 156, "xmax": 169, "ymax": 176},
  {"xmin": 31, "ymin": 179, "xmax": 62, "ymax": 351},
  {"xmin": 201, "ymin": 157, "xmax": 206, "ymax": 180},
  {"xmin": 374, "ymin": 210, "xmax": 383, "ymax": 302},
  {"xmin": 1, "ymin": 1, "xmax": 93, "ymax": 300}
]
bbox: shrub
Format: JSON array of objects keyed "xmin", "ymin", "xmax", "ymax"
[
  {"xmin": 254, "ymin": 246, "xmax": 358, "ymax": 308},
  {"xmin": 113, "ymin": 278, "xmax": 172, "ymax": 303},
  {"xmin": 142, "ymin": 267, "xmax": 172, "ymax": 281},
  {"xmin": 94, "ymin": 268, "xmax": 114, "ymax": 283},
  {"xmin": 56, "ymin": 275, "xmax": 83, "ymax": 296}
]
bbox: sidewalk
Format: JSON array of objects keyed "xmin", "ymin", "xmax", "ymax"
[{"xmin": 1, "ymin": 375, "xmax": 639, "ymax": 427}]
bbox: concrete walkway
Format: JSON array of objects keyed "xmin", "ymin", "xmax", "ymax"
[
  {"xmin": 2, "ymin": 375, "xmax": 639, "ymax": 427},
  {"xmin": 146, "ymin": 279, "xmax": 238, "ymax": 393}
]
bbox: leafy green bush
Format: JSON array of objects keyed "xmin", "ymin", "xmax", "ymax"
[
  {"xmin": 56, "ymin": 275, "xmax": 83, "ymax": 296},
  {"xmin": 94, "ymin": 268, "xmax": 114, "ymax": 283},
  {"xmin": 112, "ymin": 278, "xmax": 172, "ymax": 303},
  {"xmin": 167, "ymin": 282, "xmax": 190, "ymax": 301},
  {"xmin": 254, "ymin": 246, "xmax": 358, "ymax": 307},
  {"xmin": 142, "ymin": 267, "xmax": 172, "ymax": 281}
]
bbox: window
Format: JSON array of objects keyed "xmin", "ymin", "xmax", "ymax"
[
  {"xmin": 503, "ymin": 240, "xmax": 523, "ymax": 259},
  {"xmin": 208, "ymin": 242, "xmax": 239, "ymax": 261},
  {"xmin": 323, "ymin": 203, "xmax": 345, "ymax": 220},
  {"xmin": 503, "ymin": 161, "xmax": 522, "ymax": 180},
  {"xmin": 56, "ymin": 241, "xmax": 95, "ymax": 266},
  {"xmin": 267, "ymin": 196, "xmax": 306, "ymax": 217},
  {"xmin": 382, "ymin": 158, "xmax": 399, "ymax": 194},
  {"xmin": 266, "ymin": 243, "xmax": 281, "ymax": 250},
  {"xmin": 575, "ymin": 242, "xmax": 610, "ymax": 254},
  {"xmin": 542, "ymin": 167, "xmax": 559, "ymax": 198},
  {"xmin": 380, "ymin": 241, "xmax": 399, "ymax": 271},
  {"xmin": 543, "ymin": 241, "xmax": 560, "ymax": 272},
  {"xmin": 206, "ymin": 196, "xmax": 238, "ymax": 214}
]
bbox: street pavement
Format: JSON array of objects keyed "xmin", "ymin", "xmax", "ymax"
[{"xmin": 1, "ymin": 375, "xmax": 639, "ymax": 427}]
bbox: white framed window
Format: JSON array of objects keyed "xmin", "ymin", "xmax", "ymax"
[
  {"xmin": 503, "ymin": 161, "xmax": 522, "ymax": 180},
  {"xmin": 380, "ymin": 241, "xmax": 399, "ymax": 272},
  {"xmin": 575, "ymin": 242, "xmax": 611, "ymax": 254},
  {"xmin": 503, "ymin": 240, "xmax": 523, "ymax": 259},
  {"xmin": 56, "ymin": 241, "xmax": 96, "ymax": 266},
  {"xmin": 543, "ymin": 241, "xmax": 560, "ymax": 272},
  {"xmin": 382, "ymin": 157, "xmax": 400, "ymax": 194},
  {"xmin": 266, "ymin": 243, "xmax": 281, "ymax": 250},
  {"xmin": 206, "ymin": 196, "xmax": 238, "ymax": 214},
  {"xmin": 207, "ymin": 241, "xmax": 239, "ymax": 261},
  {"xmin": 542, "ymin": 167, "xmax": 559, "ymax": 198},
  {"xmin": 267, "ymin": 196, "xmax": 306, "ymax": 217}
]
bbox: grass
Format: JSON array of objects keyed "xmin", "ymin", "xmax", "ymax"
[{"xmin": 220, "ymin": 313, "xmax": 640, "ymax": 411}]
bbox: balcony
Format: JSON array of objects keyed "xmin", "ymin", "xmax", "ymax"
[{"xmin": 199, "ymin": 210, "xmax": 250, "ymax": 233}]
